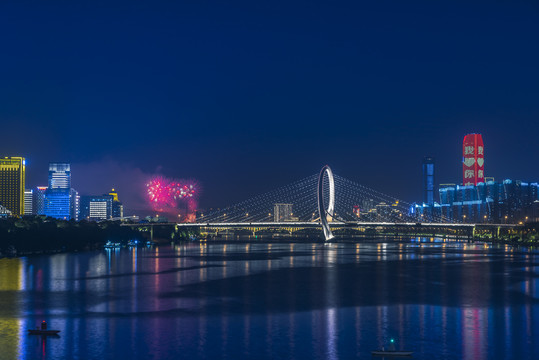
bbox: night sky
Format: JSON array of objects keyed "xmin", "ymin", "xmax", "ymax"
[{"xmin": 1, "ymin": 1, "xmax": 538, "ymax": 214}]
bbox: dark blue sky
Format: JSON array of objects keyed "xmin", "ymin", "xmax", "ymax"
[{"xmin": 1, "ymin": 1, "xmax": 538, "ymax": 213}]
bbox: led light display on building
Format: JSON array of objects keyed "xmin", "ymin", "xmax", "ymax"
[
  {"xmin": 462, "ymin": 134, "xmax": 484, "ymax": 186},
  {"xmin": 0, "ymin": 157, "xmax": 26, "ymax": 216}
]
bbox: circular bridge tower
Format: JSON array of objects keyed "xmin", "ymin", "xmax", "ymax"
[{"xmin": 318, "ymin": 165, "xmax": 335, "ymax": 241}]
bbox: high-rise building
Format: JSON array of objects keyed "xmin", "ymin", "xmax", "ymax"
[
  {"xmin": 48, "ymin": 163, "xmax": 71, "ymax": 189},
  {"xmin": 112, "ymin": 202, "xmax": 124, "ymax": 218},
  {"xmin": 422, "ymin": 156, "xmax": 435, "ymax": 205},
  {"xmin": 462, "ymin": 134, "xmax": 485, "ymax": 186},
  {"xmin": 80, "ymin": 195, "xmax": 113, "ymax": 221},
  {"xmin": 274, "ymin": 203, "xmax": 293, "ymax": 222},
  {"xmin": 0, "ymin": 157, "xmax": 25, "ymax": 216},
  {"xmin": 108, "ymin": 189, "xmax": 124, "ymax": 218},
  {"xmin": 24, "ymin": 189, "xmax": 33, "ymax": 215},
  {"xmin": 70, "ymin": 188, "xmax": 80, "ymax": 221},
  {"xmin": 437, "ymin": 179, "xmax": 539, "ymax": 223},
  {"xmin": 44, "ymin": 163, "xmax": 72, "ymax": 220},
  {"xmin": 44, "ymin": 190, "xmax": 71, "ymax": 219},
  {"xmin": 108, "ymin": 189, "xmax": 119, "ymax": 202},
  {"xmin": 33, "ymin": 186, "xmax": 47, "ymax": 215}
]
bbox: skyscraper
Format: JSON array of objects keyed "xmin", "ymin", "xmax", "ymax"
[
  {"xmin": 70, "ymin": 188, "xmax": 80, "ymax": 221},
  {"xmin": 48, "ymin": 163, "xmax": 71, "ymax": 189},
  {"xmin": 33, "ymin": 186, "xmax": 47, "ymax": 215},
  {"xmin": 0, "ymin": 157, "xmax": 25, "ymax": 216},
  {"xmin": 462, "ymin": 134, "xmax": 485, "ymax": 186},
  {"xmin": 44, "ymin": 163, "xmax": 71, "ymax": 219},
  {"xmin": 422, "ymin": 156, "xmax": 435, "ymax": 205},
  {"xmin": 24, "ymin": 189, "xmax": 33, "ymax": 215},
  {"xmin": 80, "ymin": 195, "xmax": 114, "ymax": 221},
  {"xmin": 108, "ymin": 189, "xmax": 124, "ymax": 218}
]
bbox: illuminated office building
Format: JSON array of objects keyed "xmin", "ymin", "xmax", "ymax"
[
  {"xmin": 33, "ymin": 186, "xmax": 47, "ymax": 215},
  {"xmin": 24, "ymin": 189, "xmax": 33, "ymax": 215},
  {"xmin": 422, "ymin": 156, "xmax": 435, "ymax": 205},
  {"xmin": 108, "ymin": 189, "xmax": 124, "ymax": 218},
  {"xmin": 70, "ymin": 188, "xmax": 80, "ymax": 221},
  {"xmin": 0, "ymin": 157, "xmax": 25, "ymax": 216},
  {"xmin": 44, "ymin": 163, "xmax": 72, "ymax": 219},
  {"xmin": 48, "ymin": 163, "xmax": 71, "ymax": 189},
  {"xmin": 435, "ymin": 180, "xmax": 539, "ymax": 223},
  {"xmin": 44, "ymin": 190, "xmax": 71, "ymax": 219},
  {"xmin": 80, "ymin": 195, "xmax": 113, "ymax": 221}
]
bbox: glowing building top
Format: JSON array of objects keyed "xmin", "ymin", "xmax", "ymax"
[
  {"xmin": 462, "ymin": 134, "xmax": 484, "ymax": 186},
  {"xmin": 48, "ymin": 163, "xmax": 71, "ymax": 189},
  {"xmin": 108, "ymin": 189, "xmax": 119, "ymax": 202}
]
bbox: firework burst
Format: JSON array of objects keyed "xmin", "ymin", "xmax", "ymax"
[{"xmin": 146, "ymin": 176, "xmax": 199, "ymax": 217}]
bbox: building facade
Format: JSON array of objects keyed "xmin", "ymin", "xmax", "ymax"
[
  {"xmin": 33, "ymin": 186, "xmax": 47, "ymax": 215},
  {"xmin": 274, "ymin": 203, "xmax": 293, "ymax": 222},
  {"xmin": 433, "ymin": 180, "xmax": 539, "ymax": 223},
  {"xmin": 422, "ymin": 156, "xmax": 435, "ymax": 206},
  {"xmin": 0, "ymin": 157, "xmax": 25, "ymax": 216},
  {"xmin": 48, "ymin": 163, "xmax": 71, "ymax": 189},
  {"xmin": 462, "ymin": 134, "xmax": 485, "ymax": 186},
  {"xmin": 44, "ymin": 163, "xmax": 73, "ymax": 220},
  {"xmin": 80, "ymin": 195, "xmax": 114, "ymax": 221},
  {"xmin": 24, "ymin": 189, "xmax": 33, "ymax": 215},
  {"xmin": 44, "ymin": 190, "xmax": 71, "ymax": 219},
  {"xmin": 108, "ymin": 189, "xmax": 124, "ymax": 218},
  {"xmin": 70, "ymin": 188, "xmax": 80, "ymax": 221}
]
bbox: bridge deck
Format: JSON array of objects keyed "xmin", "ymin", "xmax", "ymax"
[{"xmin": 122, "ymin": 222, "xmax": 519, "ymax": 228}]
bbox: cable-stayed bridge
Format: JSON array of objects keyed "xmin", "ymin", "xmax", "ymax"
[
  {"xmin": 197, "ymin": 166, "xmax": 447, "ymax": 224},
  {"xmin": 172, "ymin": 166, "xmax": 517, "ymax": 241}
]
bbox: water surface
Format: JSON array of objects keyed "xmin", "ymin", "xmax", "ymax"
[{"xmin": 0, "ymin": 239, "xmax": 538, "ymax": 359}]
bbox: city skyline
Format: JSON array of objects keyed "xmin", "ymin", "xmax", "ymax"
[
  {"xmin": 1, "ymin": 1, "xmax": 538, "ymax": 211},
  {"xmin": 2, "ymin": 3, "xmax": 539, "ymax": 358}
]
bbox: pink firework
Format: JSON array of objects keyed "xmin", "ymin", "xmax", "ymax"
[
  {"xmin": 146, "ymin": 176, "xmax": 199, "ymax": 215},
  {"xmin": 169, "ymin": 182, "xmax": 197, "ymax": 200},
  {"xmin": 146, "ymin": 177, "xmax": 175, "ymax": 209}
]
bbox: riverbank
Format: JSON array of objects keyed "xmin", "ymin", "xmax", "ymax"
[
  {"xmin": 472, "ymin": 221, "xmax": 539, "ymax": 246},
  {"xmin": 0, "ymin": 216, "xmax": 143, "ymax": 257}
]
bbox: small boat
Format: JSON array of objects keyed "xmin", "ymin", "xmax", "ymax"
[
  {"xmin": 372, "ymin": 339, "xmax": 412, "ymax": 357},
  {"xmin": 104, "ymin": 241, "xmax": 121, "ymax": 249},
  {"xmin": 28, "ymin": 329, "xmax": 61, "ymax": 336},
  {"xmin": 127, "ymin": 240, "xmax": 139, "ymax": 247},
  {"xmin": 371, "ymin": 350, "xmax": 413, "ymax": 357},
  {"xmin": 28, "ymin": 321, "xmax": 60, "ymax": 336}
]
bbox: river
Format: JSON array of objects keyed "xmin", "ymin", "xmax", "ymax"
[{"xmin": 0, "ymin": 239, "xmax": 538, "ymax": 359}]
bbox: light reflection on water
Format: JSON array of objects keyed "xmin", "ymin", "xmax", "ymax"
[{"xmin": 0, "ymin": 240, "xmax": 538, "ymax": 359}]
